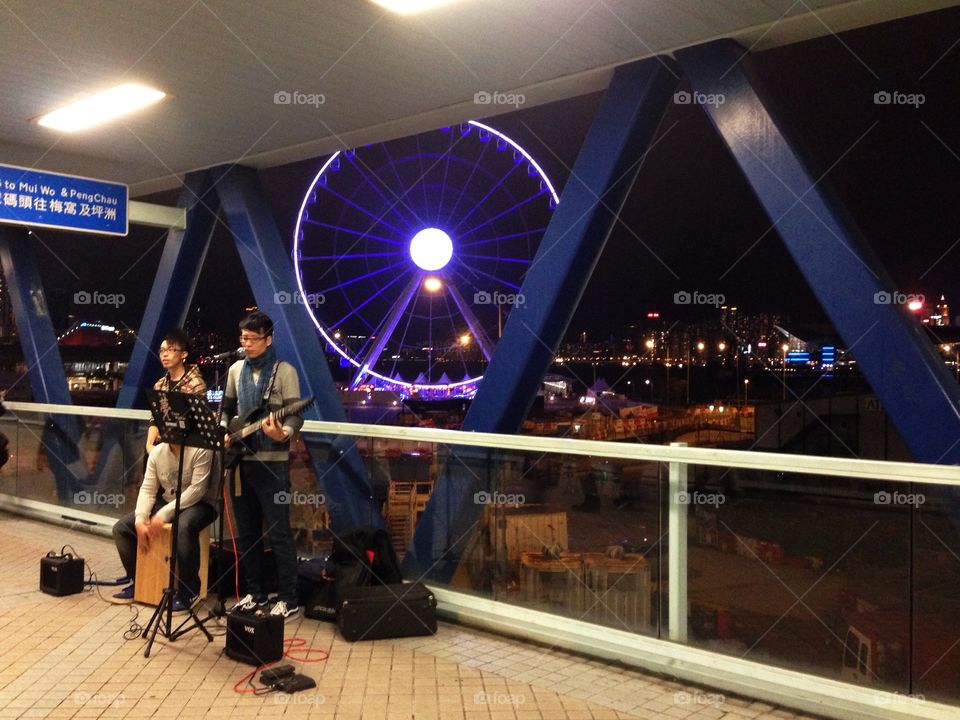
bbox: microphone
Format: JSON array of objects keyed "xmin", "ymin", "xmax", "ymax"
[{"xmin": 210, "ymin": 347, "xmax": 245, "ymax": 361}]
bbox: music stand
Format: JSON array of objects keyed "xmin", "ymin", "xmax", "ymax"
[{"xmin": 141, "ymin": 390, "xmax": 223, "ymax": 658}]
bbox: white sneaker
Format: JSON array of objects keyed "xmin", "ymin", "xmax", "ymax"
[
  {"xmin": 232, "ymin": 594, "xmax": 267, "ymax": 612},
  {"xmin": 270, "ymin": 600, "xmax": 301, "ymax": 619}
]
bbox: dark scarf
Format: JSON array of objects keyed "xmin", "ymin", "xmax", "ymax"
[{"xmin": 237, "ymin": 345, "xmax": 277, "ymax": 418}]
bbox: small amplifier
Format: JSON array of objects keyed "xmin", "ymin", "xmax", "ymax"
[
  {"xmin": 40, "ymin": 551, "xmax": 85, "ymax": 596},
  {"xmin": 225, "ymin": 610, "xmax": 284, "ymax": 666}
]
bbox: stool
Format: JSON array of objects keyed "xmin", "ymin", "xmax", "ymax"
[{"xmin": 134, "ymin": 523, "xmax": 210, "ymax": 605}]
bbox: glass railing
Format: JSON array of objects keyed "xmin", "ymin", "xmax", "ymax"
[{"xmin": 2, "ymin": 400, "xmax": 957, "ymax": 712}]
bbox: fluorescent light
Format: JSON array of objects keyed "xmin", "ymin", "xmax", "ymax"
[
  {"xmin": 37, "ymin": 83, "xmax": 166, "ymax": 132},
  {"xmin": 368, "ymin": 0, "xmax": 459, "ymax": 14}
]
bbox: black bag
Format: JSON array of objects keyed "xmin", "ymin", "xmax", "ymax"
[
  {"xmin": 327, "ymin": 527, "xmax": 402, "ymax": 589},
  {"xmin": 337, "ymin": 582, "xmax": 437, "ymax": 641},
  {"xmin": 297, "ymin": 527, "xmax": 403, "ymax": 622},
  {"xmin": 297, "ymin": 558, "xmax": 338, "ymax": 621}
]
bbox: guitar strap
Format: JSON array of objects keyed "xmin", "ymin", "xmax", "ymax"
[{"xmin": 261, "ymin": 362, "xmax": 280, "ymax": 408}]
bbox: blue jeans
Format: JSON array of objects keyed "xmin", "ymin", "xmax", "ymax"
[{"xmin": 231, "ymin": 460, "xmax": 298, "ymax": 604}]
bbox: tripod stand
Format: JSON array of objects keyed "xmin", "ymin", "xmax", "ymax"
[{"xmin": 141, "ymin": 390, "xmax": 223, "ymax": 658}]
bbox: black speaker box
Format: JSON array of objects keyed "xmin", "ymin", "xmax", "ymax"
[
  {"xmin": 225, "ymin": 610, "xmax": 284, "ymax": 666},
  {"xmin": 40, "ymin": 552, "xmax": 85, "ymax": 596}
]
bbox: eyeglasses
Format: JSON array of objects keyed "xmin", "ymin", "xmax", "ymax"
[
  {"xmin": 239, "ymin": 335, "xmax": 267, "ymax": 344},
  {"xmin": 158, "ymin": 346, "xmax": 184, "ymax": 355}
]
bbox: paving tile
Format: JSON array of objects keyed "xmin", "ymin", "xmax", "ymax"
[{"xmin": 0, "ymin": 515, "xmax": 830, "ymax": 720}]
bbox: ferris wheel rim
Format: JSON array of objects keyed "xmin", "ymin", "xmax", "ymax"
[{"xmin": 293, "ymin": 120, "xmax": 559, "ymax": 391}]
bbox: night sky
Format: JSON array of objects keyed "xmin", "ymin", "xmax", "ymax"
[{"xmin": 26, "ymin": 5, "xmax": 960, "ymax": 342}]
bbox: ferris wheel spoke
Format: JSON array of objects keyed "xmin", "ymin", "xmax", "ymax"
[
  {"xmin": 414, "ymin": 134, "xmax": 432, "ymax": 221},
  {"xmin": 441, "ymin": 139, "xmax": 492, "ymax": 228},
  {"xmin": 435, "ymin": 133, "xmax": 455, "ymax": 225},
  {"xmin": 449, "ymin": 162, "xmax": 523, "ymax": 235},
  {"xmin": 461, "ymin": 227, "xmax": 547, "ymax": 248},
  {"xmin": 343, "ymin": 152, "xmax": 424, "ymax": 232},
  {"xmin": 350, "ymin": 275, "xmax": 421, "ymax": 389},
  {"xmin": 453, "ymin": 262, "xmax": 523, "ymax": 292},
  {"xmin": 319, "ymin": 185, "xmax": 409, "ymax": 237},
  {"xmin": 317, "ymin": 260, "xmax": 409, "ymax": 296},
  {"xmin": 303, "ymin": 218, "xmax": 404, "ymax": 246},
  {"xmin": 378, "ymin": 142, "xmax": 414, "ymax": 207},
  {"xmin": 456, "ymin": 190, "xmax": 548, "ymax": 241},
  {"xmin": 301, "ymin": 251, "xmax": 403, "ymax": 261},
  {"xmin": 329, "ymin": 270, "xmax": 411, "ymax": 329}
]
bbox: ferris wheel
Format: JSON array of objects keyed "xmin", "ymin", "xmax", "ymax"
[{"xmin": 293, "ymin": 120, "xmax": 560, "ymax": 395}]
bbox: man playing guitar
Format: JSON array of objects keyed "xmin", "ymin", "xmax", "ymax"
[{"xmin": 221, "ymin": 311, "xmax": 303, "ymax": 619}]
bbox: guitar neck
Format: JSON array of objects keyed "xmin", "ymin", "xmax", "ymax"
[
  {"xmin": 232, "ymin": 399, "xmax": 312, "ymax": 441},
  {"xmin": 238, "ymin": 408, "xmax": 292, "ymax": 439}
]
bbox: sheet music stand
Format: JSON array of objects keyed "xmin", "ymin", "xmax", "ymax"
[{"xmin": 141, "ymin": 390, "xmax": 223, "ymax": 658}]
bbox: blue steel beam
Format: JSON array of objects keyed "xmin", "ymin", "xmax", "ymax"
[
  {"xmin": 676, "ymin": 40, "xmax": 960, "ymax": 465},
  {"xmin": 404, "ymin": 57, "xmax": 680, "ymax": 578},
  {"xmin": 117, "ymin": 170, "xmax": 219, "ymax": 409},
  {"xmin": 213, "ymin": 165, "xmax": 382, "ymax": 531},
  {"xmin": 0, "ymin": 228, "xmax": 84, "ymax": 502}
]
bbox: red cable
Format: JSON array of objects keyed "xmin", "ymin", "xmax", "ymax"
[{"xmin": 232, "ymin": 637, "xmax": 329, "ymax": 694}]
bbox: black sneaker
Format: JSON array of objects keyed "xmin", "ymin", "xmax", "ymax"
[
  {"xmin": 110, "ymin": 584, "xmax": 135, "ymax": 604},
  {"xmin": 171, "ymin": 595, "xmax": 199, "ymax": 614}
]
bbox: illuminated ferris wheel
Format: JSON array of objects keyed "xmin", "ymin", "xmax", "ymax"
[{"xmin": 293, "ymin": 121, "xmax": 559, "ymax": 395}]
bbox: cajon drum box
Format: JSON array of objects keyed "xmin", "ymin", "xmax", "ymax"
[{"xmin": 134, "ymin": 523, "xmax": 210, "ymax": 605}]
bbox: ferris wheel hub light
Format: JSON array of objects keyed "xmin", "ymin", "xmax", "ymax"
[{"xmin": 410, "ymin": 228, "xmax": 453, "ymax": 271}]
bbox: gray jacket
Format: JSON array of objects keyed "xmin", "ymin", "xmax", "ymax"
[{"xmin": 221, "ymin": 359, "xmax": 303, "ymax": 463}]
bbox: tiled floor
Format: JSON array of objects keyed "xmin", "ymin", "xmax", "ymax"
[{"xmin": 0, "ymin": 513, "xmax": 819, "ymax": 719}]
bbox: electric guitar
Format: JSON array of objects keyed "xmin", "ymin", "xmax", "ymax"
[{"xmin": 224, "ymin": 396, "xmax": 315, "ymax": 469}]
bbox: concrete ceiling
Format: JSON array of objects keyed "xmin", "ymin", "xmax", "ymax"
[{"xmin": 0, "ymin": 0, "xmax": 955, "ymax": 197}]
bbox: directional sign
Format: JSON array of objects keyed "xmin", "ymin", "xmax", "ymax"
[{"xmin": 0, "ymin": 164, "xmax": 128, "ymax": 236}]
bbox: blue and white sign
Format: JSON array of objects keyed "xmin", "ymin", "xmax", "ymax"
[{"xmin": 0, "ymin": 164, "xmax": 128, "ymax": 236}]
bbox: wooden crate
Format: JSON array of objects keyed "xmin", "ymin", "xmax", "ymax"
[
  {"xmin": 487, "ymin": 508, "xmax": 568, "ymax": 569},
  {"xmin": 386, "ymin": 481, "xmax": 416, "ymax": 553},
  {"xmin": 582, "ymin": 552, "xmax": 651, "ymax": 632},
  {"xmin": 134, "ymin": 523, "xmax": 210, "ymax": 606},
  {"xmin": 519, "ymin": 551, "xmax": 583, "ymax": 613}
]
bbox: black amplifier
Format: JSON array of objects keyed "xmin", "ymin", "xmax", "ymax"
[
  {"xmin": 225, "ymin": 610, "xmax": 284, "ymax": 666},
  {"xmin": 40, "ymin": 552, "xmax": 85, "ymax": 596}
]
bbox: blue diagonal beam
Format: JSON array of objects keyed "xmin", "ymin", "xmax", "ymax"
[
  {"xmin": 0, "ymin": 228, "xmax": 84, "ymax": 502},
  {"xmin": 676, "ymin": 40, "xmax": 960, "ymax": 465},
  {"xmin": 213, "ymin": 165, "xmax": 382, "ymax": 531},
  {"xmin": 117, "ymin": 170, "xmax": 219, "ymax": 409},
  {"xmin": 404, "ymin": 57, "xmax": 680, "ymax": 578}
]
